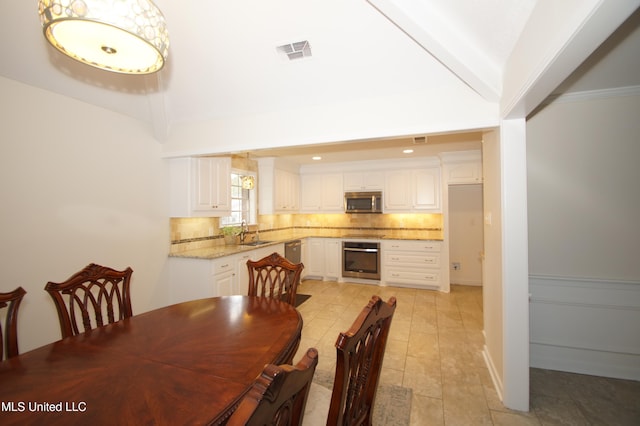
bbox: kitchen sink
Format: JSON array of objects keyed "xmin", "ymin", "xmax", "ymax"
[{"xmin": 241, "ymin": 240, "xmax": 273, "ymax": 246}]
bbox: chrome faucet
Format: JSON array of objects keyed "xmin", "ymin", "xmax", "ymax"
[{"xmin": 240, "ymin": 220, "xmax": 249, "ymax": 244}]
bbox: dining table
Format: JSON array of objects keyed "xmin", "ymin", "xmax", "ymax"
[{"xmin": 0, "ymin": 295, "xmax": 302, "ymax": 425}]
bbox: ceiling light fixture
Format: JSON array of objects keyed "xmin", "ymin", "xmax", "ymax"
[
  {"xmin": 241, "ymin": 176, "xmax": 255, "ymax": 190},
  {"xmin": 240, "ymin": 152, "xmax": 256, "ymax": 189},
  {"xmin": 312, "ymin": 156, "xmax": 322, "ymax": 161},
  {"xmin": 38, "ymin": 0, "xmax": 169, "ymax": 74},
  {"xmin": 403, "ymin": 149, "xmax": 414, "ymax": 154}
]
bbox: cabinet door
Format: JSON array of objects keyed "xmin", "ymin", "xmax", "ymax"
[
  {"xmin": 306, "ymin": 238, "xmax": 325, "ymax": 277},
  {"xmin": 384, "ymin": 170, "xmax": 412, "ymax": 211},
  {"xmin": 385, "ymin": 168, "xmax": 441, "ymax": 212},
  {"xmin": 324, "ymin": 239, "xmax": 342, "ymax": 279},
  {"xmin": 300, "ymin": 173, "xmax": 343, "ymax": 212},
  {"xmin": 413, "ymin": 168, "xmax": 440, "ymax": 211},
  {"xmin": 212, "ymin": 258, "xmax": 236, "ymax": 297},
  {"xmin": 193, "ymin": 157, "xmax": 231, "ymax": 214},
  {"xmin": 215, "ymin": 272, "xmax": 235, "ymax": 297},
  {"xmin": 447, "ymin": 161, "xmax": 483, "ymax": 184},
  {"xmin": 274, "ymin": 169, "xmax": 300, "ymax": 213},
  {"xmin": 321, "ymin": 173, "xmax": 344, "ymax": 211},
  {"xmin": 344, "ymin": 172, "xmax": 384, "ymax": 191},
  {"xmin": 235, "ymin": 253, "xmax": 252, "ymax": 296},
  {"xmin": 300, "ymin": 174, "xmax": 322, "ymax": 211}
]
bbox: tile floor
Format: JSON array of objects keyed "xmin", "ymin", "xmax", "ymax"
[{"xmin": 293, "ymin": 280, "xmax": 640, "ymax": 425}]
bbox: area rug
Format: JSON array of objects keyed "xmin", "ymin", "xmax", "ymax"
[{"xmin": 307, "ymin": 369, "xmax": 412, "ymax": 426}]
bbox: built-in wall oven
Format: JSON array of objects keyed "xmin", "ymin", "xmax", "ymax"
[{"xmin": 342, "ymin": 241, "xmax": 381, "ymax": 280}]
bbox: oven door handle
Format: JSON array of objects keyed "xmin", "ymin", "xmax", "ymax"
[{"xmin": 344, "ymin": 248, "xmax": 379, "ymax": 253}]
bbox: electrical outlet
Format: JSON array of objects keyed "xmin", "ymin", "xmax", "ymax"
[{"xmin": 452, "ymin": 262, "xmax": 461, "ymax": 271}]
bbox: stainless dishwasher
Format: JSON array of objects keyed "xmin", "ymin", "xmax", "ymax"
[{"xmin": 284, "ymin": 240, "xmax": 302, "ymax": 264}]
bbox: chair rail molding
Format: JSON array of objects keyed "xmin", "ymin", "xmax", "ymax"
[{"xmin": 529, "ymin": 274, "xmax": 640, "ymax": 381}]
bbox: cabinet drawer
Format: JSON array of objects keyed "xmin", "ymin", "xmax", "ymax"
[
  {"xmin": 383, "ymin": 240, "xmax": 441, "ymax": 252},
  {"xmin": 211, "ymin": 259, "xmax": 234, "ymax": 275},
  {"xmin": 385, "ymin": 252, "xmax": 440, "ymax": 268},
  {"xmin": 385, "ymin": 269, "xmax": 440, "ymax": 285}
]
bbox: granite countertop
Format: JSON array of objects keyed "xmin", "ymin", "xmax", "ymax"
[
  {"xmin": 169, "ymin": 240, "xmax": 290, "ymax": 260},
  {"xmin": 170, "ymin": 234, "xmax": 443, "ymax": 260}
]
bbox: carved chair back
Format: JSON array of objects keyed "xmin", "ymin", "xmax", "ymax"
[
  {"xmin": 227, "ymin": 347, "xmax": 318, "ymax": 426},
  {"xmin": 247, "ymin": 252, "xmax": 304, "ymax": 306},
  {"xmin": 0, "ymin": 286, "xmax": 27, "ymax": 360},
  {"xmin": 327, "ymin": 295, "xmax": 397, "ymax": 426},
  {"xmin": 45, "ymin": 263, "xmax": 133, "ymax": 338}
]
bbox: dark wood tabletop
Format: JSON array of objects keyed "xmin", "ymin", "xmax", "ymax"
[{"xmin": 0, "ymin": 296, "xmax": 302, "ymax": 425}]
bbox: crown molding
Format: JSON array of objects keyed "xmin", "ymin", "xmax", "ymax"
[{"xmin": 545, "ymin": 85, "xmax": 640, "ymax": 105}]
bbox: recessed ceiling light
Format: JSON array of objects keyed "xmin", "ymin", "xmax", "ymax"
[
  {"xmin": 312, "ymin": 156, "xmax": 322, "ymax": 161},
  {"xmin": 403, "ymin": 149, "xmax": 414, "ymax": 154}
]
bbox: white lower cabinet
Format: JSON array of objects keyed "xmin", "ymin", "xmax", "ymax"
[
  {"xmin": 212, "ymin": 257, "xmax": 235, "ymax": 297},
  {"xmin": 168, "ymin": 257, "xmax": 215, "ymax": 304},
  {"xmin": 305, "ymin": 238, "xmax": 326, "ymax": 278},
  {"xmin": 234, "ymin": 252, "xmax": 252, "ymax": 296},
  {"xmin": 168, "ymin": 244, "xmax": 284, "ymax": 303},
  {"xmin": 324, "ymin": 239, "xmax": 342, "ymax": 280},
  {"xmin": 382, "ymin": 240, "xmax": 442, "ymax": 289},
  {"xmin": 305, "ymin": 238, "xmax": 341, "ymax": 280}
]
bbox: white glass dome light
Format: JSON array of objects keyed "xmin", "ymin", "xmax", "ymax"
[{"xmin": 38, "ymin": 0, "xmax": 169, "ymax": 75}]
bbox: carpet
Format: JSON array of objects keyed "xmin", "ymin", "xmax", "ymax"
[{"xmin": 305, "ymin": 369, "xmax": 412, "ymax": 426}]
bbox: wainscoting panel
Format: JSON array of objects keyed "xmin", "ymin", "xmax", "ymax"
[{"xmin": 529, "ymin": 275, "xmax": 640, "ymax": 380}]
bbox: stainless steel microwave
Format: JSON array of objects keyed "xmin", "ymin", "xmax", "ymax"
[{"xmin": 344, "ymin": 191, "xmax": 382, "ymax": 213}]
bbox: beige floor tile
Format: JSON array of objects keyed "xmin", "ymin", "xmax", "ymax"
[{"xmin": 410, "ymin": 394, "xmax": 444, "ymax": 426}]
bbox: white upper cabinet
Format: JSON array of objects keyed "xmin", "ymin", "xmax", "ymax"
[
  {"xmin": 440, "ymin": 150, "xmax": 483, "ymax": 184},
  {"xmin": 169, "ymin": 157, "xmax": 231, "ymax": 217},
  {"xmin": 258, "ymin": 158, "xmax": 300, "ymax": 214},
  {"xmin": 413, "ymin": 168, "xmax": 440, "ymax": 210},
  {"xmin": 384, "ymin": 167, "xmax": 441, "ymax": 212},
  {"xmin": 299, "ymin": 173, "xmax": 343, "ymax": 212},
  {"xmin": 274, "ymin": 168, "xmax": 300, "ymax": 212},
  {"xmin": 343, "ymin": 171, "xmax": 384, "ymax": 191}
]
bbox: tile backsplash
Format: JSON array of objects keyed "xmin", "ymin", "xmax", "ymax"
[{"xmin": 170, "ymin": 213, "xmax": 442, "ymax": 253}]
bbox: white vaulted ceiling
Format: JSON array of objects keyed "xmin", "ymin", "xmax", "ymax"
[{"xmin": 1, "ymin": 1, "xmax": 638, "ymax": 159}]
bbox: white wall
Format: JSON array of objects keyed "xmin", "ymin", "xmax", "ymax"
[
  {"xmin": 0, "ymin": 76, "xmax": 171, "ymax": 352},
  {"xmin": 480, "ymin": 129, "xmax": 504, "ymax": 398},
  {"xmin": 161, "ymin": 82, "xmax": 498, "ymax": 157},
  {"xmin": 527, "ymin": 91, "xmax": 640, "ymax": 379}
]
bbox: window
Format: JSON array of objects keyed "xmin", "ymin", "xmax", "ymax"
[{"xmin": 220, "ymin": 171, "xmax": 257, "ymax": 226}]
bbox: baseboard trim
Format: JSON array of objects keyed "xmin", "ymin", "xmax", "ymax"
[{"xmin": 482, "ymin": 345, "xmax": 504, "ymax": 402}]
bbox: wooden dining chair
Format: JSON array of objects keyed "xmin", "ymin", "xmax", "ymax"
[
  {"xmin": 227, "ymin": 347, "xmax": 319, "ymax": 426},
  {"xmin": 45, "ymin": 263, "xmax": 133, "ymax": 338},
  {"xmin": 247, "ymin": 252, "xmax": 304, "ymax": 306},
  {"xmin": 327, "ymin": 295, "xmax": 397, "ymax": 426},
  {"xmin": 0, "ymin": 286, "xmax": 27, "ymax": 360}
]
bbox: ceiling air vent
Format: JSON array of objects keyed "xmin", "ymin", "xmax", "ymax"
[
  {"xmin": 413, "ymin": 136, "xmax": 427, "ymax": 144},
  {"xmin": 277, "ymin": 40, "xmax": 312, "ymax": 61}
]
